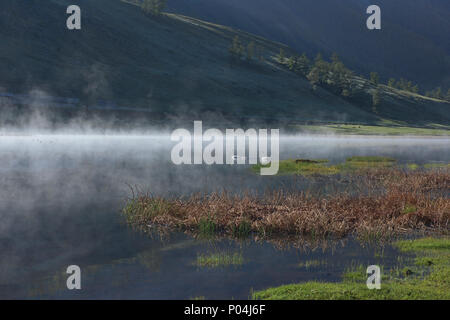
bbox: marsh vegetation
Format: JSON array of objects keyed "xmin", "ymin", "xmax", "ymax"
[
  {"xmin": 195, "ymin": 251, "xmax": 244, "ymax": 268},
  {"xmin": 123, "ymin": 166, "xmax": 449, "ymax": 242},
  {"xmin": 251, "ymin": 156, "xmax": 397, "ymax": 176},
  {"xmin": 253, "ymin": 237, "xmax": 450, "ymax": 300}
]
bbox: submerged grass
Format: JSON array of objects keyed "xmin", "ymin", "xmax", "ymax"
[
  {"xmin": 298, "ymin": 259, "xmax": 327, "ymax": 269},
  {"xmin": 252, "ymin": 237, "xmax": 450, "ymax": 300},
  {"xmin": 198, "ymin": 216, "xmax": 217, "ymax": 238},
  {"xmin": 122, "ymin": 168, "xmax": 450, "ymax": 241},
  {"xmin": 195, "ymin": 252, "xmax": 244, "ymax": 268}
]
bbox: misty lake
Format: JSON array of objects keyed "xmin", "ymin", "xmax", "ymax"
[{"xmin": 0, "ymin": 134, "xmax": 448, "ymax": 299}]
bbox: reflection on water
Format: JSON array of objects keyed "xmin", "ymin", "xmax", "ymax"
[
  {"xmin": 0, "ymin": 135, "xmax": 448, "ymax": 299},
  {"xmin": 23, "ymin": 234, "xmax": 412, "ymax": 300}
]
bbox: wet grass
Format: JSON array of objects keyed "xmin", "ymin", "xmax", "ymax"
[
  {"xmin": 293, "ymin": 124, "xmax": 450, "ymax": 136},
  {"xmin": 402, "ymin": 204, "xmax": 417, "ymax": 214},
  {"xmin": 298, "ymin": 259, "xmax": 327, "ymax": 269},
  {"xmin": 395, "ymin": 237, "xmax": 450, "ymax": 252},
  {"xmin": 122, "ymin": 197, "xmax": 172, "ymax": 225},
  {"xmin": 346, "ymin": 156, "xmax": 396, "ymax": 163},
  {"xmin": 337, "ymin": 156, "xmax": 396, "ymax": 171},
  {"xmin": 198, "ymin": 217, "xmax": 217, "ymax": 238},
  {"xmin": 122, "ymin": 168, "xmax": 450, "ymax": 241},
  {"xmin": 424, "ymin": 163, "xmax": 450, "ymax": 169},
  {"xmin": 252, "ymin": 237, "xmax": 450, "ymax": 300},
  {"xmin": 252, "ymin": 158, "xmax": 336, "ymax": 176},
  {"xmin": 252, "ymin": 157, "xmax": 449, "ymax": 177},
  {"xmin": 407, "ymin": 163, "xmax": 419, "ymax": 170},
  {"xmin": 252, "ymin": 156, "xmax": 397, "ymax": 176},
  {"xmin": 232, "ymin": 220, "xmax": 252, "ymax": 238}
]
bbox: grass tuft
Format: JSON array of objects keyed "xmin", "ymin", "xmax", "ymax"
[
  {"xmin": 195, "ymin": 252, "xmax": 244, "ymax": 268},
  {"xmin": 252, "ymin": 237, "xmax": 450, "ymax": 300}
]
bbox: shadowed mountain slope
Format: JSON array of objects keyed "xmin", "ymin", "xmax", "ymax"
[
  {"xmin": 0, "ymin": 0, "xmax": 448, "ymax": 126},
  {"xmin": 168, "ymin": 0, "xmax": 450, "ymax": 91}
]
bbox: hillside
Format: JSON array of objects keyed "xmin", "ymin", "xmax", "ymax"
[
  {"xmin": 0, "ymin": 0, "xmax": 449, "ymax": 127},
  {"xmin": 168, "ymin": 0, "xmax": 450, "ymax": 91}
]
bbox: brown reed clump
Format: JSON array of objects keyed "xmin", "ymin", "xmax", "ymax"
[{"xmin": 122, "ymin": 168, "xmax": 450, "ymax": 241}]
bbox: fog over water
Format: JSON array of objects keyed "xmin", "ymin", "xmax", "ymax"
[{"xmin": 0, "ymin": 134, "xmax": 448, "ymax": 298}]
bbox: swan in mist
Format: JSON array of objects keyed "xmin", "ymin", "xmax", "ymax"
[{"xmin": 260, "ymin": 157, "xmax": 271, "ymax": 165}]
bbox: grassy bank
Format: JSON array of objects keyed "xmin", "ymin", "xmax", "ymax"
[
  {"xmin": 251, "ymin": 156, "xmax": 398, "ymax": 176},
  {"xmin": 252, "ymin": 237, "xmax": 450, "ymax": 300},
  {"xmin": 195, "ymin": 252, "xmax": 244, "ymax": 268},
  {"xmin": 122, "ymin": 168, "xmax": 449, "ymax": 241},
  {"xmin": 291, "ymin": 124, "xmax": 450, "ymax": 136}
]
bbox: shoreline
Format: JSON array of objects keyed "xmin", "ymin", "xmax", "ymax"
[{"xmin": 0, "ymin": 132, "xmax": 449, "ymax": 139}]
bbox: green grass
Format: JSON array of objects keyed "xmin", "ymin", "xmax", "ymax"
[
  {"xmin": 198, "ymin": 217, "xmax": 217, "ymax": 238},
  {"xmin": 195, "ymin": 252, "xmax": 244, "ymax": 268},
  {"xmin": 409, "ymin": 162, "xmax": 449, "ymax": 170},
  {"xmin": 122, "ymin": 197, "xmax": 172, "ymax": 224},
  {"xmin": 293, "ymin": 124, "xmax": 450, "ymax": 136},
  {"xmin": 346, "ymin": 156, "xmax": 396, "ymax": 163},
  {"xmin": 252, "ymin": 159, "xmax": 337, "ymax": 176},
  {"xmin": 407, "ymin": 163, "xmax": 419, "ymax": 170},
  {"xmin": 252, "ymin": 156, "xmax": 398, "ymax": 176},
  {"xmin": 298, "ymin": 259, "xmax": 326, "ymax": 269},
  {"xmin": 402, "ymin": 204, "xmax": 417, "ymax": 214},
  {"xmin": 232, "ymin": 220, "xmax": 252, "ymax": 238},
  {"xmin": 339, "ymin": 156, "xmax": 396, "ymax": 171},
  {"xmin": 395, "ymin": 237, "xmax": 450, "ymax": 252},
  {"xmin": 252, "ymin": 156, "xmax": 450, "ymax": 176},
  {"xmin": 253, "ymin": 237, "xmax": 450, "ymax": 300},
  {"xmin": 424, "ymin": 163, "xmax": 450, "ymax": 169}
]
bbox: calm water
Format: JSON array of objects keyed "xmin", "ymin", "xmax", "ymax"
[{"xmin": 0, "ymin": 135, "xmax": 448, "ymax": 299}]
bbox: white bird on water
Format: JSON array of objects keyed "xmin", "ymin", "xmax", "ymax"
[{"xmin": 260, "ymin": 157, "xmax": 271, "ymax": 165}]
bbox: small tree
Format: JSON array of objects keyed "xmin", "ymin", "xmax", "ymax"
[
  {"xmin": 331, "ymin": 53, "xmax": 340, "ymax": 65},
  {"xmin": 287, "ymin": 56, "xmax": 296, "ymax": 70},
  {"xmin": 397, "ymin": 78, "xmax": 408, "ymax": 91},
  {"xmin": 372, "ymin": 87, "xmax": 381, "ymax": 113},
  {"xmin": 246, "ymin": 41, "xmax": 255, "ymax": 61},
  {"xmin": 406, "ymin": 81, "xmax": 414, "ymax": 92},
  {"xmin": 307, "ymin": 53, "xmax": 331, "ymax": 89},
  {"xmin": 295, "ymin": 53, "xmax": 310, "ymax": 76},
  {"xmin": 256, "ymin": 45, "xmax": 264, "ymax": 62},
  {"xmin": 370, "ymin": 72, "xmax": 379, "ymax": 85},
  {"xmin": 277, "ymin": 48, "xmax": 285, "ymax": 63},
  {"xmin": 307, "ymin": 68, "xmax": 320, "ymax": 90},
  {"xmin": 229, "ymin": 36, "xmax": 243, "ymax": 61},
  {"xmin": 446, "ymin": 88, "xmax": 450, "ymax": 101},
  {"xmin": 314, "ymin": 53, "xmax": 323, "ymax": 64},
  {"xmin": 434, "ymin": 87, "xmax": 443, "ymax": 99},
  {"xmin": 328, "ymin": 54, "xmax": 352, "ymax": 93},
  {"xmin": 387, "ymin": 78, "xmax": 396, "ymax": 88}
]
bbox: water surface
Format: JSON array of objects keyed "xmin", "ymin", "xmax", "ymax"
[{"xmin": 0, "ymin": 135, "xmax": 448, "ymax": 299}]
